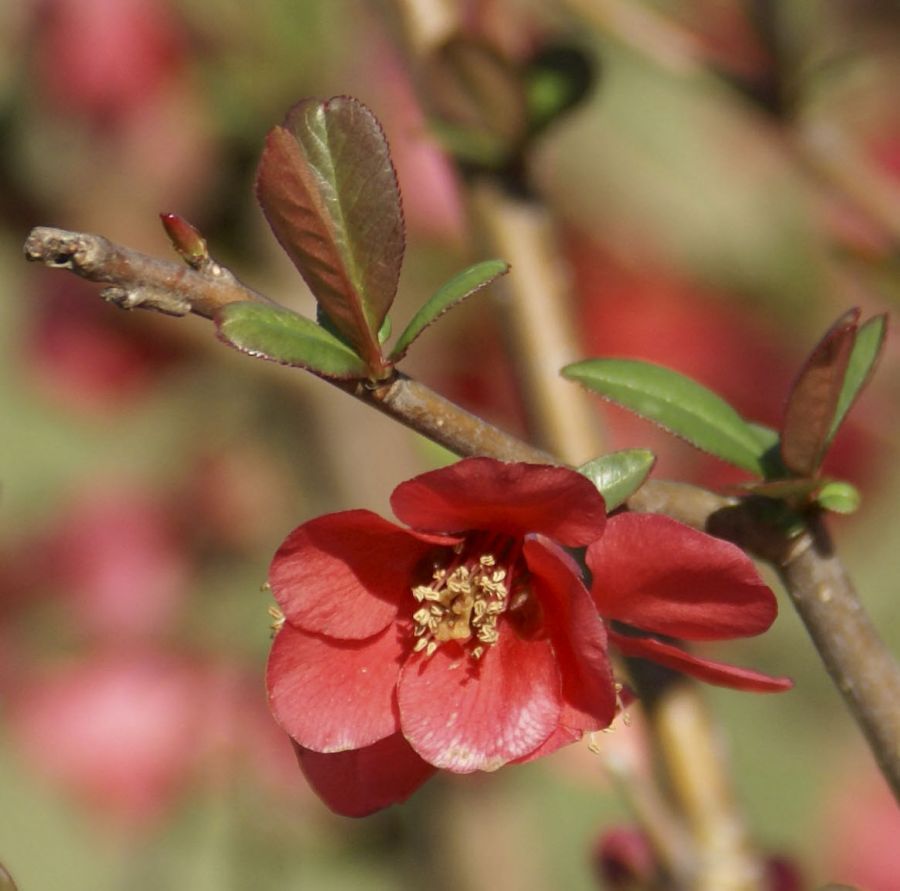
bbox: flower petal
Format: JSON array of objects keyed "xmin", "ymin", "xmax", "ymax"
[
  {"xmin": 294, "ymin": 733, "xmax": 436, "ymax": 817},
  {"xmin": 270, "ymin": 509, "xmax": 453, "ymax": 639},
  {"xmin": 267, "ymin": 622, "xmax": 404, "ymax": 752},
  {"xmin": 588, "ymin": 514, "xmax": 777, "ymax": 641},
  {"xmin": 397, "ymin": 633, "xmax": 561, "ymax": 773},
  {"xmin": 609, "ymin": 630, "xmax": 793, "ymax": 693},
  {"xmin": 512, "ymin": 725, "xmax": 583, "ymax": 764},
  {"xmin": 524, "ymin": 536, "xmax": 617, "ymax": 734},
  {"xmin": 391, "ymin": 457, "xmax": 606, "ymax": 545}
]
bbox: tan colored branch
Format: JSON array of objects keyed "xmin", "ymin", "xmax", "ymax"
[
  {"xmin": 23, "ymin": 225, "xmax": 900, "ymax": 808},
  {"xmin": 470, "ymin": 181, "xmax": 605, "ymax": 465},
  {"xmin": 23, "ymin": 227, "xmax": 269, "ymax": 319}
]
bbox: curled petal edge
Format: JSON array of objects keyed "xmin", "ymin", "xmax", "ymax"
[{"xmin": 609, "ymin": 630, "xmax": 793, "ymax": 693}]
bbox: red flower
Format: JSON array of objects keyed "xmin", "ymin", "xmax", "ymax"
[
  {"xmin": 587, "ymin": 513, "xmax": 792, "ymax": 692},
  {"xmin": 266, "ymin": 458, "xmax": 617, "ymax": 816}
]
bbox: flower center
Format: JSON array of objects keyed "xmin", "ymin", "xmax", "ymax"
[{"xmin": 411, "ymin": 540, "xmax": 521, "ymax": 660}]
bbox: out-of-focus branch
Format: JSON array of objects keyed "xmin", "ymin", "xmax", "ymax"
[
  {"xmin": 470, "ymin": 180, "xmax": 604, "ymax": 465},
  {"xmin": 466, "ymin": 176, "xmax": 762, "ymax": 887},
  {"xmin": 560, "ymin": 0, "xmax": 705, "ymax": 76},
  {"xmin": 559, "ymin": 0, "xmax": 900, "ymax": 250},
  {"xmin": 23, "ymin": 226, "xmax": 900, "ymax": 808}
]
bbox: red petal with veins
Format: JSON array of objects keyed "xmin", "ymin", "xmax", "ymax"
[
  {"xmin": 397, "ymin": 634, "xmax": 561, "ymax": 772},
  {"xmin": 269, "ymin": 509, "xmax": 455, "ymax": 639},
  {"xmin": 588, "ymin": 514, "xmax": 776, "ymax": 641},
  {"xmin": 294, "ymin": 733, "xmax": 436, "ymax": 817},
  {"xmin": 524, "ymin": 537, "xmax": 617, "ymax": 734},
  {"xmin": 267, "ymin": 623, "xmax": 404, "ymax": 752},
  {"xmin": 391, "ymin": 457, "xmax": 606, "ymax": 546},
  {"xmin": 609, "ymin": 631, "xmax": 793, "ymax": 693}
]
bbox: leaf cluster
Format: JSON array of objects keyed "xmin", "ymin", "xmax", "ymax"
[
  {"xmin": 215, "ymin": 96, "xmax": 508, "ymax": 381},
  {"xmin": 564, "ymin": 310, "xmax": 887, "ymax": 515}
]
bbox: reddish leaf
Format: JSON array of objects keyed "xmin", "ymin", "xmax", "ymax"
[
  {"xmin": 780, "ymin": 309, "xmax": 859, "ymax": 476},
  {"xmin": 255, "ymin": 97, "xmax": 405, "ymax": 375}
]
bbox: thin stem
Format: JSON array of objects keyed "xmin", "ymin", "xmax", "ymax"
[
  {"xmin": 470, "ymin": 181, "xmax": 605, "ymax": 465},
  {"xmin": 23, "ymin": 225, "xmax": 900, "ymax": 805}
]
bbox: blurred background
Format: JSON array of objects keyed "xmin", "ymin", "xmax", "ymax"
[{"xmin": 2, "ymin": 0, "xmax": 900, "ymax": 888}]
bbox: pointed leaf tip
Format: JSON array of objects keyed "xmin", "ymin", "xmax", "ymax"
[
  {"xmin": 390, "ymin": 259, "xmax": 509, "ymax": 361},
  {"xmin": 781, "ymin": 309, "xmax": 859, "ymax": 477},
  {"xmin": 255, "ymin": 96, "xmax": 404, "ymax": 373},
  {"xmin": 563, "ymin": 358, "xmax": 767, "ymax": 475},
  {"xmin": 578, "ymin": 449, "xmax": 655, "ymax": 511},
  {"xmin": 828, "ymin": 313, "xmax": 888, "ymax": 444},
  {"xmin": 216, "ymin": 302, "xmax": 369, "ymax": 379}
]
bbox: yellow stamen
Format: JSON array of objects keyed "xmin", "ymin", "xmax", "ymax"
[
  {"xmin": 267, "ymin": 605, "xmax": 285, "ymax": 635},
  {"xmin": 411, "ymin": 549, "xmax": 513, "ymax": 659}
]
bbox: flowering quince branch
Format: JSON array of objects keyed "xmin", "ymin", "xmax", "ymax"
[{"xmin": 22, "ymin": 223, "xmax": 900, "ymax": 807}]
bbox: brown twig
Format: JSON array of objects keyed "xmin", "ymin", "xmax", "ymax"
[
  {"xmin": 23, "ymin": 225, "xmax": 900, "ymax": 806},
  {"xmin": 23, "ymin": 227, "xmax": 269, "ymax": 319}
]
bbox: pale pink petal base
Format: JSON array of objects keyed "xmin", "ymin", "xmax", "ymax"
[{"xmin": 397, "ymin": 633, "xmax": 562, "ymax": 773}]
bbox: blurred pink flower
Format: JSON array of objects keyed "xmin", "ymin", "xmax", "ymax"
[
  {"xmin": 27, "ymin": 281, "xmax": 181, "ymax": 414},
  {"xmin": 823, "ymin": 758, "xmax": 900, "ymax": 891},
  {"xmin": 353, "ymin": 37, "xmax": 466, "ymax": 241},
  {"xmin": 33, "ymin": 0, "xmax": 185, "ymax": 126},
  {"xmin": 9, "ymin": 650, "xmax": 204, "ymax": 826},
  {"xmin": 45, "ymin": 484, "xmax": 190, "ymax": 639},
  {"xmin": 592, "ymin": 825, "xmax": 656, "ymax": 889}
]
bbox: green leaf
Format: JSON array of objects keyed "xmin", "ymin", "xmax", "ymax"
[
  {"xmin": 524, "ymin": 45, "xmax": 595, "ymax": 134},
  {"xmin": 317, "ymin": 305, "xmax": 393, "ymax": 348},
  {"xmin": 562, "ymin": 358, "xmax": 767, "ymax": 475},
  {"xmin": 816, "ymin": 480, "xmax": 861, "ymax": 514},
  {"xmin": 216, "ymin": 302, "xmax": 369, "ymax": 379},
  {"xmin": 780, "ymin": 308, "xmax": 858, "ymax": 477},
  {"xmin": 578, "ymin": 449, "xmax": 656, "ymax": 511},
  {"xmin": 747, "ymin": 423, "xmax": 779, "ymax": 451},
  {"xmin": 389, "ymin": 260, "xmax": 509, "ymax": 362},
  {"xmin": 378, "ymin": 315, "xmax": 392, "ymax": 345},
  {"xmin": 746, "ymin": 423, "xmax": 789, "ymax": 480},
  {"xmin": 255, "ymin": 96, "xmax": 405, "ymax": 373},
  {"xmin": 827, "ymin": 313, "xmax": 887, "ymax": 443}
]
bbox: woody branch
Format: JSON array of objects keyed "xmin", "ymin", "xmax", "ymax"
[{"xmin": 23, "ymin": 224, "xmax": 900, "ymax": 804}]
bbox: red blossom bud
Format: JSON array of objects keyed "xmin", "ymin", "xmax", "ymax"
[
  {"xmin": 763, "ymin": 855, "xmax": 804, "ymax": 891},
  {"xmin": 160, "ymin": 213, "xmax": 209, "ymax": 268},
  {"xmin": 592, "ymin": 826, "xmax": 657, "ymax": 889}
]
